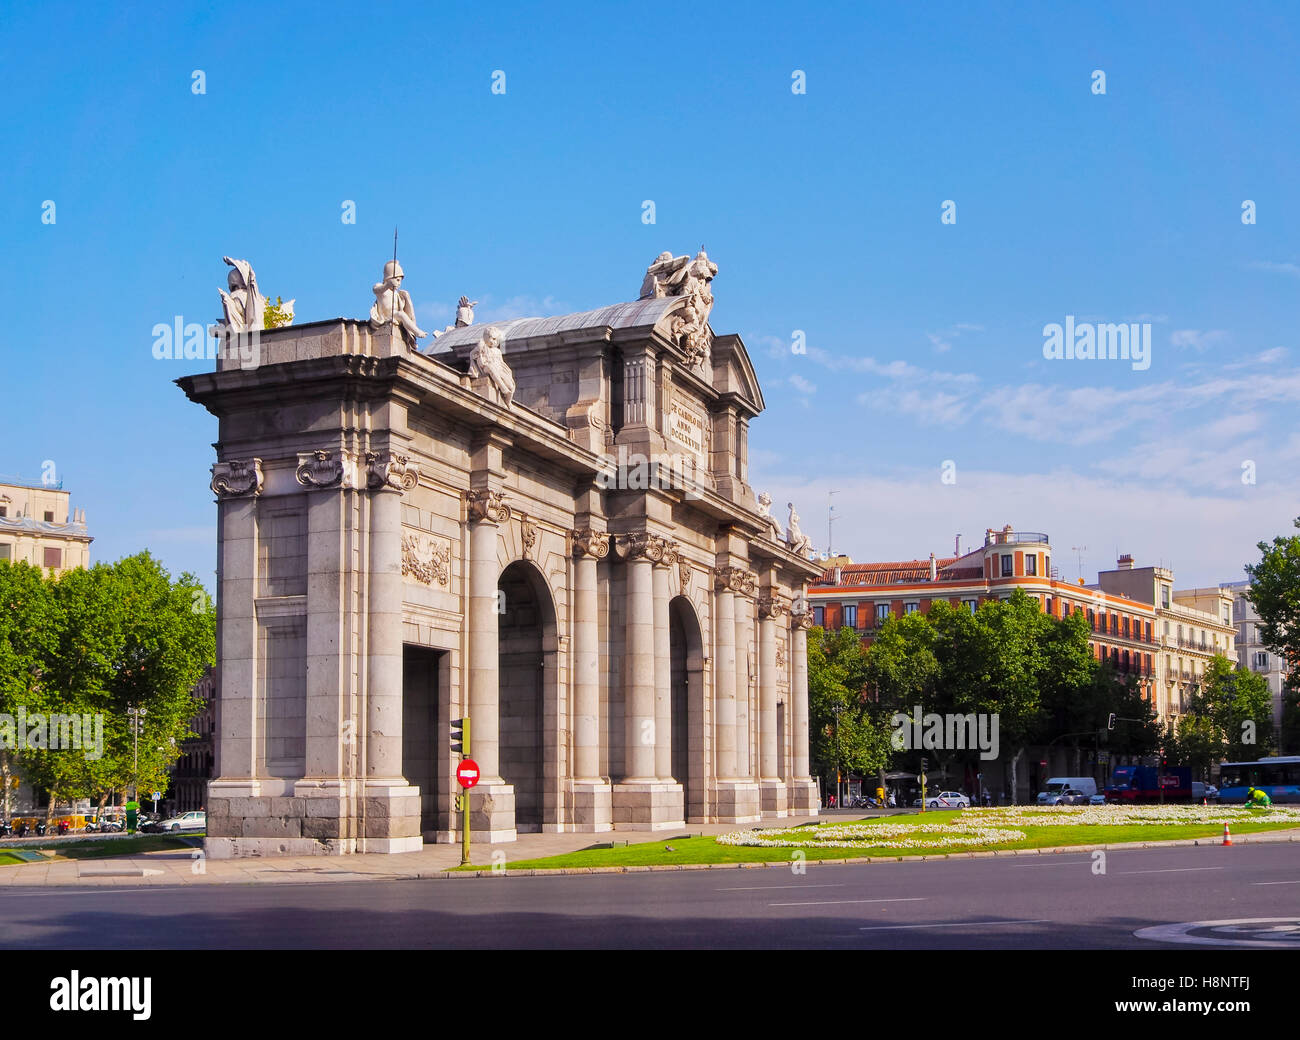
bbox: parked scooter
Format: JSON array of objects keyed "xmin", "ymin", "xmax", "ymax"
[
  {"xmin": 14, "ymin": 822, "xmax": 29, "ymax": 838},
  {"xmin": 0, "ymin": 820, "xmax": 12, "ymax": 837},
  {"xmin": 56, "ymin": 819, "xmax": 69, "ymax": 835},
  {"xmin": 34, "ymin": 820, "xmax": 47, "ymax": 837}
]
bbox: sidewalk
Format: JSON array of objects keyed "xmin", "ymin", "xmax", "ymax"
[{"xmin": 0, "ymin": 816, "xmax": 822, "ymax": 888}]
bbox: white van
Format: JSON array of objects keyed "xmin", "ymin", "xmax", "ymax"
[{"xmin": 1037, "ymin": 777, "xmax": 1098, "ymax": 805}]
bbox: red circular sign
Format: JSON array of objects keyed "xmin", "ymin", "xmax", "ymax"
[{"xmin": 456, "ymin": 759, "xmax": 481, "ymax": 789}]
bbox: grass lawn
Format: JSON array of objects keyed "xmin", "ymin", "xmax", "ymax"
[
  {"xmin": 478, "ymin": 808, "xmax": 1300, "ymax": 871},
  {"xmin": 0, "ymin": 834, "xmax": 198, "ymax": 866}
]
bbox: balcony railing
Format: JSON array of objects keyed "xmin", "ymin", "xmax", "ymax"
[{"xmin": 984, "ymin": 530, "xmax": 1050, "ymax": 547}]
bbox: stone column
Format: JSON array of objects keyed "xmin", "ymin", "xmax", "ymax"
[
  {"xmin": 758, "ymin": 594, "xmax": 788, "ymax": 817},
  {"xmin": 206, "ymin": 459, "xmax": 262, "ymax": 859},
  {"xmin": 713, "ymin": 576, "xmax": 737, "ymax": 780},
  {"xmin": 354, "ymin": 452, "xmax": 425, "ymax": 853},
  {"xmin": 612, "ymin": 534, "xmax": 683, "ymax": 831},
  {"xmin": 466, "ymin": 488, "xmax": 516, "ymax": 841},
  {"xmin": 624, "ymin": 548, "xmax": 656, "ymax": 782},
  {"xmin": 787, "ymin": 609, "xmax": 819, "ymax": 816},
  {"xmin": 569, "ymin": 527, "xmax": 611, "ymax": 831},
  {"xmin": 712, "ymin": 565, "xmax": 760, "ymax": 823},
  {"xmin": 653, "ymin": 550, "xmax": 673, "ymax": 782}
]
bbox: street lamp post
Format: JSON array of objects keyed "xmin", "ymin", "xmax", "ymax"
[
  {"xmin": 127, "ymin": 705, "xmax": 147, "ymax": 801},
  {"xmin": 831, "ymin": 703, "xmax": 844, "ymax": 809}
]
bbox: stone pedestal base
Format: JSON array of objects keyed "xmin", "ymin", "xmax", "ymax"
[
  {"xmin": 612, "ymin": 781, "xmax": 686, "ymax": 831},
  {"xmin": 469, "ymin": 781, "xmax": 518, "ymax": 843},
  {"xmin": 785, "ymin": 779, "xmax": 821, "ymax": 818},
  {"xmin": 357, "ymin": 779, "xmax": 424, "ymax": 853},
  {"xmin": 569, "ymin": 779, "xmax": 613, "ymax": 832},
  {"xmin": 711, "ymin": 780, "xmax": 761, "ymax": 824},
  {"xmin": 759, "ymin": 779, "xmax": 789, "ymax": 818}
]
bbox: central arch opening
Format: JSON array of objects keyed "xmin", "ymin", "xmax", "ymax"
[
  {"xmin": 498, "ymin": 561, "xmax": 554, "ymax": 831},
  {"xmin": 668, "ymin": 595, "xmax": 704, "ymax": 821}
]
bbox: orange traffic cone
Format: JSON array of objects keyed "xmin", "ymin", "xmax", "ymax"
[{"xmin": 1222, "ymin": 824, "xmax": 1232, "ymax": 846}]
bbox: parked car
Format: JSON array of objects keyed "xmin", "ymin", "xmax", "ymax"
[
  {"xmin": 1038, "ymin": 777, "xmax": 1099, "ymax": 805},
  {"xmin": 913, "ymin": 790, "xmax": 970, "ymax": 809},
  {"xmin": 1192, "ymin": 782, "xmax": 1219, "ymax": 804},
  {"xmin": 1088, "ymin": 793, "xmax": 1108, "ymax": 806},
  {"xmin": 155, "ymin": 810, "xmax": 206, "ymax": 833},
  {"xmin": 1056, "ymin": 788, "xmax": 1093, "ymax": 805}
]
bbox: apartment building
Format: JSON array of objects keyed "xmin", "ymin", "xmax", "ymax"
[
  {"xmin": 1095, "ymin": 557, "xmax": 1235, "ymax": 720},
  {"xmin": 0, "ymin": 476, "xmax": 92, "ymax": 575},
  {"xmin": 1220, "ymin": 579, "xmax": 1291, "ymax": 733},
  {"xmin": 808, "ymin": 526, "xmax": 1160, "ymax": 700}
]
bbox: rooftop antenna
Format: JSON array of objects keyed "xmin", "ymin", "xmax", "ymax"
[
  {"xmin": 828, "ymin": 490, "xmax": 838, "ymax": 558},
  {"xmin": 1071, "ymin": 545, "xmax": 1087, "ymax": 582}
]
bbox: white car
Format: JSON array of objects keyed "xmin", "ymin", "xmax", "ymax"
[
  {"xmin": 156, "ymin": 810, "xmax": 206, "ymax": 833},
  {"xmin": 913, "ymin": 791, "xmax": 970, "ymax": 809}
]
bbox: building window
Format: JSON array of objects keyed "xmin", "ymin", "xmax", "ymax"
[
  {"xmin": 1255, "ymin": 652, "xmax": 1269, "ymax": 669},
  {"xmin": 1087, "ymin": 608, "xmax": 1095, "ymax": 628},
  {"xmin": 904, "ymin": 602, "xmax": 919, "ymax": 615},
  {"xmin": 43, "ymin": 546, "xmax": 61, "ymax": 569},
  {"xmin": 0, "ymin": 506, "xmax": 6, "ymax": 518},
  {"xmin": 1161, "ymin": 585, "xmax": 1170, "ymax": 609},
  {"xmin": 963, "ymin": 599, "xmax": 977, "ymax": 615},
  {"xmin": 43, "ymin": 510, "xmax": 54, "ymax": 522},
  {"xmin": 1122, "ymin": 617, "xmax": 1130, "ymax": 638},
  {"xmin": 1045, "ymin": 596, "xmax": 1053, "ymax": 615},
  {"xmin": 1144, "ymin": 621, "xmax": 1151, "ymax": 642},
  {"xmin": 812, "ymin": 606, "xmax": 824, "ymax": 628},
  {"xmin": 1000, "ymin": 554, "xmax": 1013, "ymax": 577},
  {"xmin": 843, "ymin": 604, "xmax": 857, "ymax": 629},
  {"xmin": 0, "ymin": 543, "xmax": 10, "ymax": 561},
  {"xmin": 1025, "ymin": 554, "xmax": 1037, "ymax": 576},
  {"xmin": 875, "ymin": 603, "xmax": 890, "ymax": 624}
]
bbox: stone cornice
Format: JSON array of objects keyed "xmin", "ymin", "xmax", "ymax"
[{"xmin": 211, "ymin": 458, "xmax": 263, "ymax": 498}]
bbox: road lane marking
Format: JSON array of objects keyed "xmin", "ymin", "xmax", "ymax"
[
  {"xmin": 718, "ymin": 884, "xmax": 847, "ymax": 891},
  {"xmin": 769, "ymin": 896, "xmax": 925, "ymax": 907},
  {"xmin": 1117, "ymin": 867, "xmax": 1225, "ymax": 875},
  {"xmin": 1254, "ymin": 880, "xmax": 1300, "ymax": 885},
  {"xmin": 858, "ymin": 918, "xmax": 1051, "ymax": 931}
]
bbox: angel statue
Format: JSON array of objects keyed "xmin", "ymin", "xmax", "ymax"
[
  {"xmin": 469, "ymin": 326, "xmax": 515, "ymax": 406},
  {"xmin": 757, "ymin": 492, "xmax": 783, "ymax": 541},
  {"xmin": 369, "ymin": 260, "xmax": 428, "ymax": 341},
  {"xmin": 217, "ymin": 256, "xmax": 267, "ymax": 333},
  {"xmin": 786, "ymin": 502, "xmax": 813, "ymax": 557}
]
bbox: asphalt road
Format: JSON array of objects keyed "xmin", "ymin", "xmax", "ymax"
[{"xmin": 3, "ymin": 841, "xmax": 1298, "ymax": 949}]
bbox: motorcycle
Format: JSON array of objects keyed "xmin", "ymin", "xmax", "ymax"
[
  {"xmin": 14, "ymin": 822, "xmax": 29, "ymax": 838},
  {"xmin": 0, "ymin": 820, "xmax": 12, "ymax": 837},
  {"xmin": 34, "ymin": 820, "xmax": 47, "ymax": 837},
  {"xmin": 56, "ymin": 819, "xmax": 69, "ymax": 835}
]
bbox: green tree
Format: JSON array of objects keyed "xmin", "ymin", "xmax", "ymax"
[
  {"xmin": 1245, "ymin": 516, "xmax": 1300, "ymax": 670},
  {"xmin": 0, "ymin": 561, "xmax": 59, "ymax": 818},
  {"xmin": 807, "ymin": 625, "xmax": 891, "ymax": 796},
  {"xmin": 14, "ymin": 553, "xmax": 214, "ymax": 817},
  {"xmin": 263, "ymin": 295, "xmax": 294, "ymax": 329}
]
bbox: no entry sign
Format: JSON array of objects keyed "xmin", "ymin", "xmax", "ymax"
[{"xmin": 456, "ymin": 759, "xmax": 481, "ymax": 789}]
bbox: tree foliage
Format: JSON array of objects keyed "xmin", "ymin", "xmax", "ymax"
[
  {"xmin": 0, "ymin": 553, "xmax": 214, "ymax": 814},
  {"xmin": 1166, "ymin": 654, "xmax": 1275, "ymax": 774},
  {"xmin": 1245, "ymin": 516, "xmax": 1300, "ymax": 668}
]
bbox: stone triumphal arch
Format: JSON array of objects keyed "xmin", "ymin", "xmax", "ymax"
[{"xmin": 180, "ymin": 251, "xmax": 821, "ymax": 857}]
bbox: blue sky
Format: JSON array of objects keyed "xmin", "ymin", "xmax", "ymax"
[{"xmin": 2, "ymin": 1, "xmax": 1297, "ymax": 591}]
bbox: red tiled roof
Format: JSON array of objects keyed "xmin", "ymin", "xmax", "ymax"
[{"xmin": 819, "ymin": 558, "xmax": 963, "ymax": 586}]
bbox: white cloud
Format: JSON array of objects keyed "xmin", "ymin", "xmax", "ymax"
[
  {"xmin": 1170, "ymin": 329, "xmax": 1230, "ymax": 351},
  {"xmin": 1247, "ymin": 260, "xmax": 1300, "ymax": 279},
  {"xmin": 788, "ymin": 373, "xmax": 817, "ymax": 395}
]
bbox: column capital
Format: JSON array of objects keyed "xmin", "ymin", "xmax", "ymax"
[
  {"xmin": 211, "ymin": 458, "xmax": 263, "ymax": 498},
  {"xmin": 791, "ymin": 610, "xmax": 814, "ymax": 630},
  {"xmin": 715, "ymin": 564, "xmax": 757, "ymax": 598},
  {"xmin": 569, "ymin": 527, "xmax": 611, "ymax": 559},
  {"xmin": 618, "ymin": 531, "xmax": 670, "ymax": 562},
  {"xmin": 295, "ymin": 449, "xmax": 359, "ymax": 490},
  {"xmin": 366, "ymin": 451, "xmax": 419, "ymax": 493},
  {"xmin": 465, "ymin": 488, "xmax": 512, "ymax": 524},
  {"xmin": 757, "ymin": 593, "xmax": 788, "ymax": 620}
]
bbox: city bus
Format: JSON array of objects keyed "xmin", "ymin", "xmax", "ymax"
[{"xmin": 1217, "ymin": 757, "xmax": 1300, "ymax": 804}]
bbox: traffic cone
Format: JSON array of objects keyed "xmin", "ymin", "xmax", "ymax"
[{"xmin": 1222, "ymin": 824, "xmax": 1232, "ymax": 846}]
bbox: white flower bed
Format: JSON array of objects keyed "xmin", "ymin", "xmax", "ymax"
[
  {"xmin": 965, "ymin": 805, "xmax": 1300, "ymax": 828},
  {"xmin": 714, "ymin": 803, "xmax": 1300, "ymax": 851}
]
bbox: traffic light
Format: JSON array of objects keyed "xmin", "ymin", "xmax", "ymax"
[
  {"xmin": 920, "ymin": 756, "xmax": 928, "ymax": 771},
  {"xmin": 450, "ymin": 718, "xmax": 467, "ymax": 755},
  {"xmin": 1107, "ymin": 713, "xmax": 1116, "ymax": 731}
]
